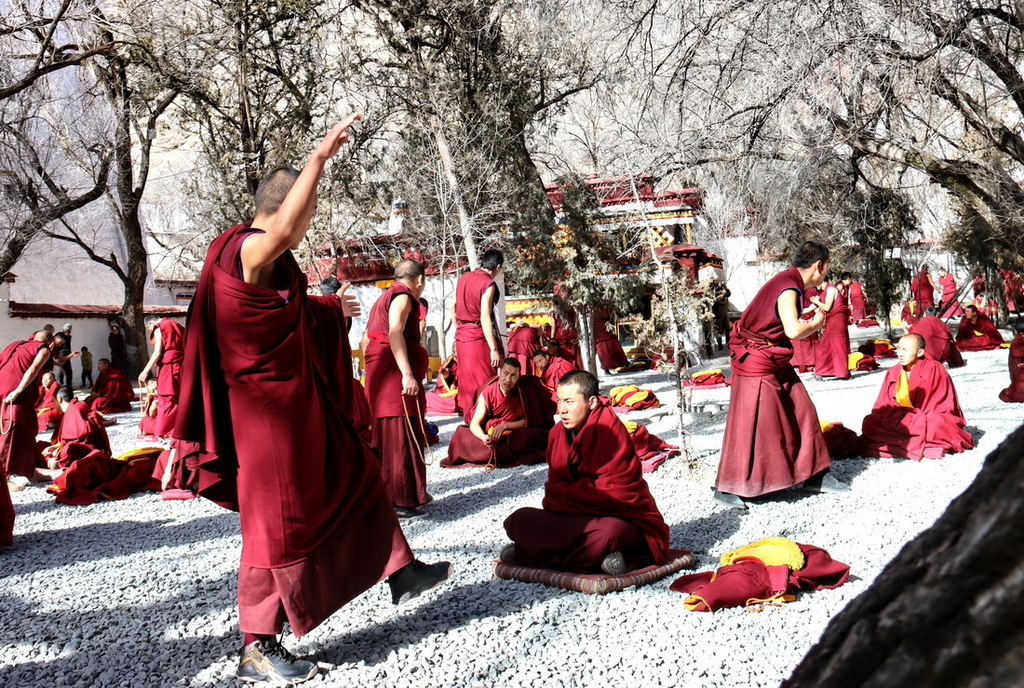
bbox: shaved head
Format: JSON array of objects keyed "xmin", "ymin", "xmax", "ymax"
[
  {"xmin": 254, "ymin": 167, "xmax": 300, "ymax": 216},
  {"xmin": 902, "ymin": 333, "xmax": 925, "ymax": 349},
  {"xmin": 394, "ymin": 259, "xmax": 425, "ymax": 281}
]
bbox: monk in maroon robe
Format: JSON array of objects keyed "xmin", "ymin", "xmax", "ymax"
[
  {"xmin": 813, "ymin": 278, "xmax": 851, "ymax": 379},
  {"xmin": 453, "ymin": 251, "xmax": 504, "ymax": 421},
  {"xmin": 901, "ymin": 298, "xmax": 921, "ymax": 328},
  {"xmin": 506, "ymin": 321, "xmax": 540, "ymax": 375},
  {"xmin": 595, "ymin": 316, "xmax": 628, "ymax": 372},
  {"xmin": 502, "ymin": 370, "xmax": 671, "ymax": 573},
  {"xmin": 532, "ymin": 348, "xmax": 578, "ymax": 400},
  {"xmin": 138, "ymin": 316, "xmax": 186, "ymax": 436},
  {"xmin": 43, "ymin": 387, "xmax": 112, "ymax": 469},
  {"xmin": 847, "ymin": 277, "xmax": 868, "ymax": 321},
  {"xmin": 317, "ymin": 276, "xmax": 371, "ymax": 439},
  {"xmin": 552, "ymin": 310, "xmax": 584, "ymax": 368},
  {"xmin": 999, "ymin": 322, "xmax": 1024, "ymax": 402},
  {"xmin": 955, "ymin": 305, "xmax": 1005, "ymax": 351},
  {"xmin": 174, "ymin": 118, "xmax": 450, "ymax": 684},
  {"xmin": 937, "ymin": 269, "xmax": 963, "ymax": 318},
  {"xmin": 791, "ymin": 286, "xmax": 819, "ymax": 373},
  {"xmin": 713, "ymin": 241, "xmax": 846, "ymax": 510},
  {"xmin": 1, "ymin": 331, "xmax": 59, "ymax": 481},
  {"xmin": 860, "ymin": 334, "xmax": 974, "ymax": 460},
  {"xmin": 910, "ymin": 266, "xmax": 938, "ymax": 313},
  {"xmin": 909, "ymin": 309, "xmax": 965, "ymax": 368},
  {"xmin": 442, "ymin": 358, "xmax": 555, "ymax": 468},
  {"xmin": 35, "ymin": 371, "xmax": 63, "ymax": 432},
  {"xmin": 87, "ymin": 359, "xmax": 134, "ymax": 413},
  {"xmin": 364, "ymin": 260, "xmax": 431, "ymax": 518}
]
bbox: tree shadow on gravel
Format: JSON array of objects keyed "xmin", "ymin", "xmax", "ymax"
[
  {"xmin": 669, "ymin": 510, "xmax": 743, "ymax": 564},
  {"xmin": 413, "ymin": 465, "xmax": 548, "ymax": 526},
  {"xmin": 0, "ymin": 513, "xmax": 238, "ymax": 579},
  {"xmin": 0, "ymin": 571, "xmax": 240, "ymax": 687}
]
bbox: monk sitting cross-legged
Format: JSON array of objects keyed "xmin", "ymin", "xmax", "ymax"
[
  {"xmin": 532, "ymin": 348, "xmax": 577, "ymax": 402},
  {"xmin": 42, "ymin": 386, "xmax": 112, "ymax": 470},
  {"xmin": 998, "ymin": 319, "xmax": 1024, "ymax": 402},
  {"xmin": 501, "ymin": 370, "xmax": 671, "ymax": 575},
  {"xmin": 441, "ymin": 358, "xmax": 555, "ymax": 468},
  {"xmin": 859, "ymin": 334, "xmax": 974, "ymax": 461},
  {"xmin": 35, "ymin": 371, "xmax": 63, "ymax": 432},
  {"xmin": 955, "ymin": 304, "xmax": 1005, "ymax": 351},
  {"xmin": 86, "ymin": 358, "xmax": 134, "ymax": 413}
]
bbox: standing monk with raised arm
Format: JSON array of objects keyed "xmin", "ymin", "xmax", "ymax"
[
  {"xmin": 453, "ymin": 250, "xmax": 504, "ymax": 420},
  {"xmin": 713, "ymin": 241, "xmax": 849, "ymax": 510},
  {"xmin": 175, "ymin": 116, "xmax": 450, "ymax": 685},
  {"xmin": 137, "ymin": 316, "xmax": 186, "ymax": 437}
]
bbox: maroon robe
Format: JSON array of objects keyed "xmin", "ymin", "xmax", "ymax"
[
  {"xmin": 938, "ymin": 273, "xmax": 963, "ymax": 318},
  {"xmin": 849, "ymin": 281, "xmax": 867, "ymax": 321},
  {"xmin": 51, "ymin": 398, "xmax": 111, "ymax": 468},
  {"xmin": 175, "ymin": 223, "xmax": 413, "ymax": 637},
  {"xmin": 538, "ymin": 355, "xmax": 577, "ymax": 400},
  {"xmin": 0, "ymin": 338, "xmax": 48, "ymax": 479},
  {"xmin": 999, "ymin": 334, "xmax": 1024, "ymax": 402},
  {"xmin": 791, "ymin": 287, "xmax": 819, "ymax": 373},
  {"xmin": 595, "ymin": 318, "xmax": 629, "ymax": 370},
  {"xmin": 814, "ymin": 284, "xmax": 851, "ymax": 378},
  {"xmin": 364, "ymin": 282, "xmax": 429, "ymax": 508},
  {"xmin": 88, "ymin": 368, "xmax": 134, "ymax": 413},
  {"xmin": 909, "ymin": 316, "xmax": 965, "ymax": 368},
  {"xmin": 955, "ymin": 312, "xmax": 1004, "ymax": 351},
  {"xmin": 442, "ymin": 376, "xmax": 555, "ymax": 468},
  {"xmin": 553, "ymin": 312, "xmax": 584, "ymax": 368},
  {"xmin": 715, "ymin": 267, "xmax": 832, "ymax": 498},
  {"xmin": 504, "ymin": 401, "xmax": 670, "ymax": 572},
  {"xmin": 308, "ymin": 294, "xmax": 371, "ymax": 438},
  {"xmin": 35, "ymin": 380, "xmax": 62, "ymax": 432},
  {"xmin": 910, "ymin": 270, "xmax": 935, "ymax": 311},
  {"xmin": 901, "ymin": 300, "xmax": 921, "ymax": 327},
  {"xmin": 154, "ymin": 319, "xmax": 185, "ymax": 436},
  {"xmin": 860, "ymin": 358, "xmax": 974, "ymax": 460},
  {"xmin": 455, "ymin": 268, "xmax": 499, "ymax": 421},
  {"xmin": 507, "ymin": 325, "xmax": 539, "ymax": 376}
]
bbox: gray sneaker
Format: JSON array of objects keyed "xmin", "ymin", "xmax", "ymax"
[{"xmin": 236, "ymin": 639, "xmax": 318, "ymax": 684}]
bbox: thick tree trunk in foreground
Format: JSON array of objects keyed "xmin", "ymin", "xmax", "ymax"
[{"xmin": 784, "ymin": 423, "xmax": 1024, "ymax": 687}]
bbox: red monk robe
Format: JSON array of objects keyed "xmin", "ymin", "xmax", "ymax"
[
  {"xmin": 308, "ymin": 293, "xmax": 371, "ymax": 438},
  {"xmin": 909, "ymin": 316, "xmax": 965, "ymax": 368},
  {"xmin": 849, "ymin": 281, "xmax": 868, "ymax": 321},
  {"xmin": 88, "ymin": 364, "xmax": 134, "ymax": 413},
  {"xmin": 48, "ymin": 398, "xmax": 111, "ymax": 469},
  {"xmin": 154, "ymin": 319, "xmax": 185, "ymax": 436},
  {"xmin": 715, "ymin": 266, "xmax": 832, "ymax": 498},
  {"xmin": 552, "ymin": 311, "xmax": 584, "ymax": 368},
  {"xmin": 901, "ymin": 299, "xmax": 921, "ymax": 327},
  {"xmin": 595, "ymin": 317, "xmax": 629, "ymax": 371},
  {"xmin": 537, "ymin": 353, "xmax": 578, "ymax": 400},
  {"xmin": 506, "ymin": 323, "xmax": 539, "ymax": 376},
  {"xmin": 814, "ymin": 282, "xmax": 851, "ymax": 379},
  {"xmin": 442, "ymin": 375, "xmax": 555, "ymax": 468},
  {"xmin": 455, "ymin": 267, "xmax": 500, "ymax": 421},
  {"xmin": 955, "ymin": 310, "xmax": 1005, "ymax": 351},
  {"xmin": 910, "ymin": 269, "xmax": 936, "ymax": 312},
  {"xmin": 938, "ymin": 272, "xmax": 964, "ymax": 318},
  {"xmin": 175, "ymin": 223, "xmax": 415, "ymax": 637},
  {"xmin": 791, "ymin": 287, "xmax": 819, "ymax": 373},
  {"xmin": 0, "ymin": 337, "xmax": 50, "ymax": 479},
  {"xmin": 860, "ymin": 358, "xmax": 974, "ymax": 460},
  {"xmin": 35, "ymin": 377, "xmax": 62, "ymax": 432},
  {"xmin": 504, "ymin": 400, "xmax": 670, "ymax": 572},
  {"xmin": 999, "ymin": 333, "xmax": 1024, "ymax": 402},
  {"xmin": 364, "ymin": 280, "xmax": 430, "ymax": 510}
]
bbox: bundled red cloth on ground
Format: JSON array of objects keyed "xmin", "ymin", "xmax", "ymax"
[
  {"xmin": 820, "ymin": 420, "xmax": 860, "ymax": 458},
  {"xmin": 609, "ymin": 385, "xmax": 660, "ymax": 409},
  {"xmin": 855, "ymin": 318, "xmax": 880, "ymax": 328},
  {"xmin": 47, "ymin": 446, "xmax": 162, "ymax": 505},
  {"xmin": 686, "ymin": 369, "xmax": 729, "ymax": 388},
  {"xmin": 622, "ymin": 420, "xmax": 679, "ymax": 472},
  {"xmin": 847, "ymin": 352, "xmax": 879, "ymax": 371},
  {"xmin": 670, "ymin": 538, "xmax": 850, "ymax": 611},
  {"xmin": 858, "ymin": 339, "xmax": 896, "ymax": 358}
]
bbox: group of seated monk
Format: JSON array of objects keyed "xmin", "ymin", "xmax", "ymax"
[
  {"xmin": 40, "ymin": 386, "xmax": 112, "ymax": 470},
  {"xmin": 955, "ymin": 305, "xmax": 1005, "ymax": 351},
  {"xmin": 85, "ymin": 359, "xmax": 135, "ymax": 414}
]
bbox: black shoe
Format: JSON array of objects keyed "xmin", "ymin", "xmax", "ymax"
[
  {"xmin": 499, "ymin": 543, "xmax": 527, "ymax": 566},
  {"xmin": 600, "ymin": 551, "xmax": 628, "ymax": 576},
  {"xmin": 803, "ymin": 470, "xmax": 851, "ymax": 493},
  {"xmin": 236, "ymin": 639, "xmax": 318, "ymax": 684},
  {"xmin": 712, "ymin": 488, "xmax": 748, "ymax": 510},
  {"xmin": 395, "ymin": 505, "xmax": 427, "ymax": 520},
  {"xmin": 388, "ymin": 560, "xmax": 452, "ymax": 605},
  {"xmin": 423, "ymin": 493, "xmax": 435, "ymax": 505}
]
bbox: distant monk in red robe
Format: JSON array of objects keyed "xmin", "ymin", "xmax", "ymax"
[
  {"xmin": 364, "ymin": 259, "xmax": 431, "ymax": 520},
  {"xmin": 174, "ymin": 117, "xmax": 450, "ymax": 684},
  {"xmin": 860, "ymin": 334, "xmax": 974, "ymax": 460},
  {"xmin": 937, "ymin": 268, "xmax": 963, "ymax": 318},
  {"xmin": 901, "ymin": 298, "xmax": 921, "ymax": 328},
  {"xmin": 453, "ymin": 250, "xmax": 504, "ymax": 421},
  {"xmin": 713, "ymin": 241, "xmax": 847, "ymax": 510},
  {"xmin": 138, "ymin": 379, "xmax": 159, "ymax": 436},
  {"xmin": 998, "ymin": 320, "xmax": 1024, "ymax": 402},
  {"xmin": 1, "ymin": 331, "xmax": 60, "ymax": 482},
  {"xmin": 846, "ymin": 275, "xmax": 868, "ymax": 321},
  {"xmin": 791, "ymin": 286, "xmax": 819, "ymax": 373},
  {"xmin": 813, "ymin": 277, "xmax": 851, "ymax": 380},
  {"xmin": 532, "ymin": 348, "xmax": 578, "ymax": 400},
  {"xmin": 910, "ymin": 265, "xmax": 938, "ymax": 313},
  {"xmin": 955, "ymin": 305, "xmax": 1004, "ymax": 351},
  {"xmin": 35, "ymin": 371, "xmax": 63, "ymax": 432},
  {"xmin": 552, "ymin": 309, "xmax": 584, "ymax": 368},
  {"xmin": 506, "ymin": 321, "xmax": 540, "ymax": 375},
  {"xmin": 442, "ymin": 358, "xmax": 555, "ymax": 468},
  {"xmin": 137, "ymin": 316, "xmax": 185, "ymax": 437},
  {"xmin": 909, "ymin": 308, "xmax": 965, "ymax": 368},
  {"xmin": 595, "ymin": 315, "xmax": 629, "ymax": 372},
  {"xmin": 42, "ymin": 386, "xmax": 112, "ymax": 469},
  {"xmin": 502, "ymin": 370, "xmax": 670, "ymax": 574},
  {"xmin": 87, "ymin": 359, "xmax": 134, "ymax": 413}
]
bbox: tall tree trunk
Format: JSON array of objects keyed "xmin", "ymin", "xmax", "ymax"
[{"xmin": 784, "ymin": 422, "xmax": 1024, "ymax": 687}]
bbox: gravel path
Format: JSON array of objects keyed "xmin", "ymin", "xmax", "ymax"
[{"xmin": 1, "ymin": 344, "xmax": 1017, "ymax": 687}]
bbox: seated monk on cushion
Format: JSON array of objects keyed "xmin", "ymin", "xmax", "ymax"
[
  {"xmin": 86, "ymin": 358, "xmax": 134, "ymax": 413},
  {"xmin": 501, "ymin": 370, "xmax": 670, "ymax": 574},
  {"xmin": 35, "ymin": 371, "xmax": 63, "ymax": 432},
  {"xmin": 859, "ymin": 334, "xmax": 974, "ymax": 461},
  {"xmin": 955, "ymin": 305, "xmax": 1005, "ymax": 351},
  {"xmin": 138, "ymin": 378, "xmax": 159, "ymax": 436},
  {"xmin": 999, "ymin": 319, "xmax": 1024, "ymax": 402},
  {"xmin": 42, "ymin": 386, "xmax": 112, "ymax": 469},
  {"xmin": 532, "ymin": 348, "xmax": 577, "ymax": 401},
  {"xmin": 909, "ymin": 307, "xmax": 965, "ymax": 368},
  {"xmin": 441, "ymin": 358, "xmax": 555, "ymax": 468}
]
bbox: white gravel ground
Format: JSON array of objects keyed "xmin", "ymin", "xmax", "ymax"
[{"xmin": 1, "ymin": 334, "xmax": 1020, "ymax": 687}]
